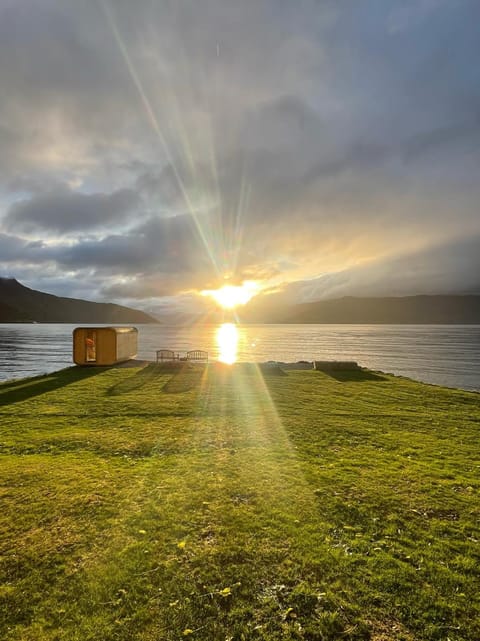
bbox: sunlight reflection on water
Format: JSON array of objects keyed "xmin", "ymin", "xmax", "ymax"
[{"xmin": 216, "ymin": 322, "xmax": 238, "ymax": 364}]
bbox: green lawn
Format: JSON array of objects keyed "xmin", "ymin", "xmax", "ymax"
[{"xmin": 0, "ymin": 363, "xmax": 479, "ymax": 641}]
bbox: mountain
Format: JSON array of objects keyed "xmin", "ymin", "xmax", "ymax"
[
  {"xmin": 0, "ymin": 300, "xmax": 32, "ymax": 322},
  {"xmin": 242, "ymin": 295, "xmax": 480, "ymax": 324},
  {"xmin": 0, "ymin": 278, "xmax": 158, "ymax": 324}
]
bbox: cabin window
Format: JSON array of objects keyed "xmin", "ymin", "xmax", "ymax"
[{"xmin": 85, "ymin": 330, "xmax": 97, "ymax": 362}]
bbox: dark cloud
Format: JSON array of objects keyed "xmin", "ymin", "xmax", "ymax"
[
  {"xmin": 0, "ymin": 232, "xmax": 41, "ymax": 262},
  {"xmin": 5, "ymin": 188, "xmax": 140, "ymax": 233},
  {"xmin": 51, "ymin": 215, "xmax": 204, "ymax": 272},
  {"xmin": 10, "ymin": 215, "xmax": 216, "ymax": 298},
  {"xmin": 0, "ymin": 215, "xmax": 216, "ymax": 297}
]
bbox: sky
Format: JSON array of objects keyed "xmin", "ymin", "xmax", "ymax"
[{"xmin": 1, "ymin": 0, "xmax": 479, "ymax": 316}]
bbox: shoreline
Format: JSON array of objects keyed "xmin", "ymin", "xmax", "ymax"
[{"xmin": 1, "ymin": 360, "xmax": 479, "ymax": 395}]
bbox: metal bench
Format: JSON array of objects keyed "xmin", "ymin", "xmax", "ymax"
[
  {"xmin": 186, "ymin": 350, "xmax": 208, "ymax": 362},
  {"xmin": 156, "ymin": 349, "xmax": 178, "ymax": 362}
]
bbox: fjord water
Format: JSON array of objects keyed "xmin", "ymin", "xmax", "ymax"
[{"xmin": 0, "ymin": 323, "xmax": 479, "ymax": 391}]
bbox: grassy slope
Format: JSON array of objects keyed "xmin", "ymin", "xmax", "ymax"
[{"xmin": 0, "ymin": 364, "xmax": 479, "ymax": 641}]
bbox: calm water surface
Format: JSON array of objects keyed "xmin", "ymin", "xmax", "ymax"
[{"xmin": 0, "ymin": 323, "xmax": 479, "ymax": 391}]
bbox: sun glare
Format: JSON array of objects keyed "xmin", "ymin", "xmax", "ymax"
[
  {"xmin": 216, "ymin": 323, "xmax": 239, "ymax": 364},
  {"xmin": 201, "ymin": 281, "xmax": 259, "ymax": 309}
]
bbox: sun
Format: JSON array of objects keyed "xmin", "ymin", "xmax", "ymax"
[{"xmin": 201, "ymin": 281, "xmax": 259, "ymax": 309}]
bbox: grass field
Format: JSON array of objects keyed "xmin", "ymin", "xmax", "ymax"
[{"xmin": 0, "ymin": 363, "xmax": 479, "ymax": 640}]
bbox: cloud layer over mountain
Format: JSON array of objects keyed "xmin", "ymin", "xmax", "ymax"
[{"xmin": 1, "ymin": 0, "xmax": 479, "ymax": 312}]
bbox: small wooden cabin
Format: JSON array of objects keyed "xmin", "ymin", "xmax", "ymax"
[{"xmin": 73, "ymin": 327, "xmax": 138, "ymax": 366}]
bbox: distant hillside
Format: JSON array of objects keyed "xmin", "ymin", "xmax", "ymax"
[
  {"xmin": 0, "ymin": 278, "xmax": 158, "ymax": 324},
  {"xmin": 243, "ymin": 295, "xmax": 480, "ymax": 324},
  {"xmin": 0, "ymin": 300, "xmax": 32, "ymax": 322}
]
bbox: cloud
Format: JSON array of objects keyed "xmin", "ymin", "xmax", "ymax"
[
  {"xmin": 4, "ymin": 187, "xmax": 140, "ymax": 234},
  {"xmin": 0, "ymin": 214, "xmax": 216, "ymax": 299},
  {"xmin": 1, "ymin": 0, "xmax": 480, "ymax": 308},
  {"xmin": 9, "ymin": 215, "xmax": 217, "ymax": 298},
  {"xmin": 0, "ymin": 232, "xmax": 43, "ymax": 262},
  {"xmin": 387, "ymin": 0, "xmax": 451, "ymax": 34},
  {"xmin": 261, "ymin": 234, "xmax": 480, "ymax": 306},
  {"xmin": 402, "ymin": 116, "xmax": 480, "ymax": 162}
]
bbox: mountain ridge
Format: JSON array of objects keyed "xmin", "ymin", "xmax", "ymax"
[
  {"xmin": 0, "ymin": 278, "xmax": 158, "ymax": 324},
  {"xmin": 241, "ymin": 294, "xmax": 480, "ymax": 324}
]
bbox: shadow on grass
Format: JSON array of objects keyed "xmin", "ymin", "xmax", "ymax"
[
  {"xmin": 0, "ymin": 366, "xmax": 106, "ymax": 407},
  {"xmin": 217, "ymin": 362, "xmax": 288, "ymax": 377},
  {"xmin": 323, "ymin": 369, "xmax": 387, "ymax": 383},
  {"xmin": 107, "ymin": 363, "xmax": 166, "ymax": 396},
  {"xmin": 162, "ymin": 363, "xmax": 205, "ymax": 394},
  {"xmin": 258, "ymin": 363, "xmax": 288, "ymax": 377}
]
